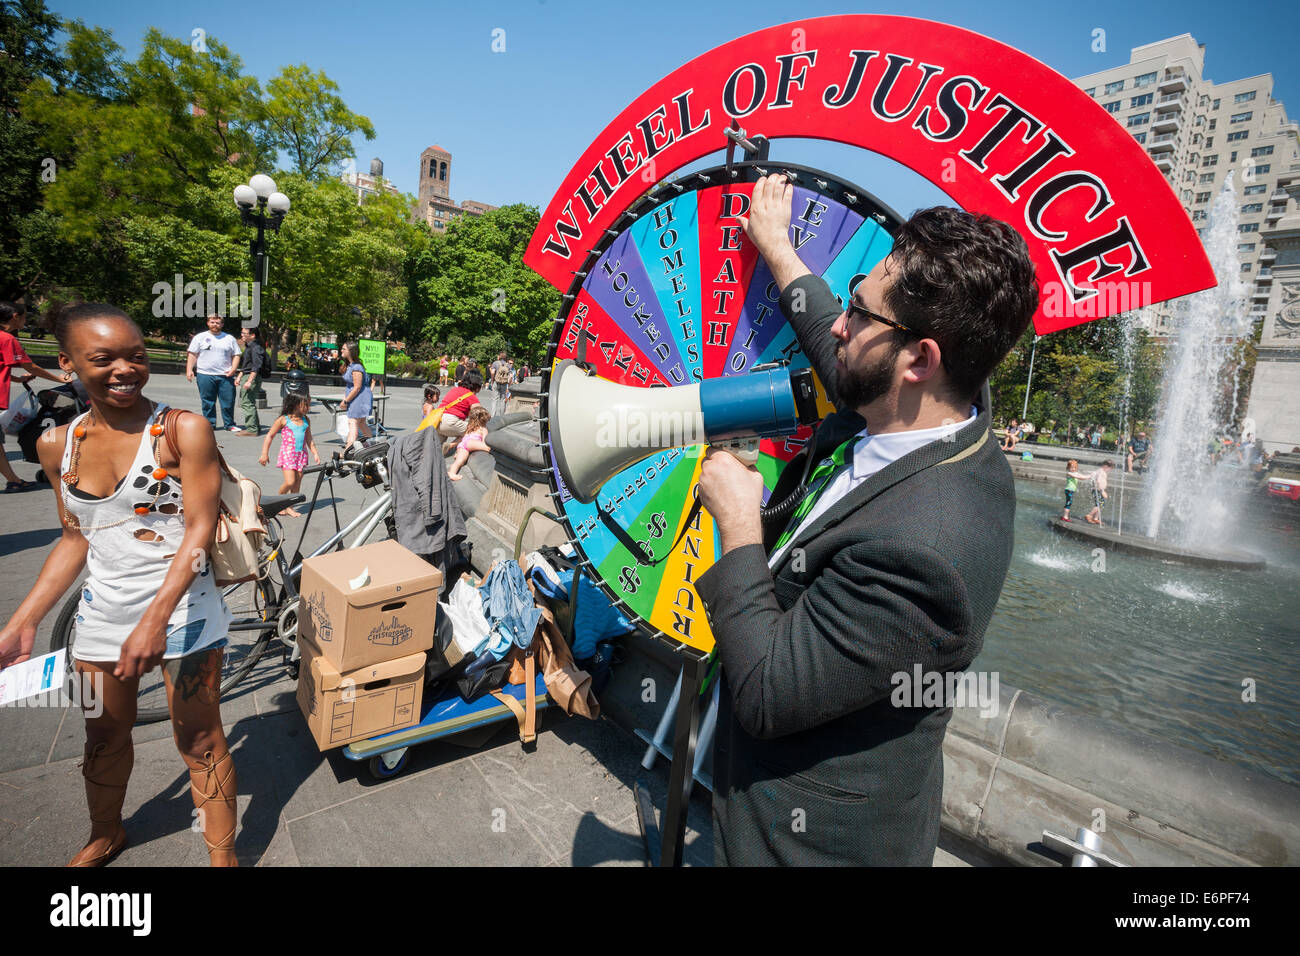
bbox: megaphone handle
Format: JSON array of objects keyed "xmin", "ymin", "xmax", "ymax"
[{"xmin": 714, "ymin": 438, "xmax": 760, "ymax": 466}]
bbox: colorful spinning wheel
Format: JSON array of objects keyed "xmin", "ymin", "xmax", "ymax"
[{"xmin": 539, "ymin": 161, "xmax": 903, "ymax": 654}]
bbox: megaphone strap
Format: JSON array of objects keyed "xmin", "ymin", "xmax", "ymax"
[{"xmin": 597, "ymin": 497, "xmax": 704, "ymax": 568}]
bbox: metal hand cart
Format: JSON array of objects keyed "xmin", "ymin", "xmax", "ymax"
[{"xmin": 342, "ymin": 507, "xmax": 579, "ymax": 779}]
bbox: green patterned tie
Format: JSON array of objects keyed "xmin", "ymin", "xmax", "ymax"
[{"xmin": 772, "ymin": 434, "xmax": 860, "ymax": 554}]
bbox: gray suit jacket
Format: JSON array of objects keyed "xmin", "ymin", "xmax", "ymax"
[
  {"xmin": 695, "ymin": 275, "xmax": 1016, "ymax": 866},
  {"xmin": 388, "ymin": 426, "xmax": 467, "ymax": 575}
]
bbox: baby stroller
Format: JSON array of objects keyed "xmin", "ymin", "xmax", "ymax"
[{"xmin": 17, "ymin": 381, "xmax": 90, "ymax": 479}]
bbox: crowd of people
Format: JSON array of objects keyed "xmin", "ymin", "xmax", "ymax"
[
  {"xmin": 1004, "ymin": 415, "xmax": 1284, "ymax": 475},
  {"xmin": 434, "ymin": 351, "xmax": 531, "ymax": 417}
]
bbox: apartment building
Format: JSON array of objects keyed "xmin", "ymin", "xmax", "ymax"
[
  {"xmin": 341, "ymin": 157, "xmax": 401, "ymax": 204},
  {"xmin": 1073, "ymin": 35, "xmax": 1300, "ymax": 337}
]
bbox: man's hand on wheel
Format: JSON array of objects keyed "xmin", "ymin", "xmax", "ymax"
[
  {"xmin": 738, "ymin": 174, "xmax": 810, "ymax": 293},
  {"xmin": 739, "ymin": 174, "xmax": 794, "ymax": 262}
]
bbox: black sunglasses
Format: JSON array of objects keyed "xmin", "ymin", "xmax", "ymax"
[{"xmin": 844, "ymin": 298, "xmax": 919, "ymax": 337}]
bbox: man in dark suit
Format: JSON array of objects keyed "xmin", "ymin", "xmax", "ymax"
[{"xmin": 695, "ymin": 175, "xmax": 1039, "ymax": 865}]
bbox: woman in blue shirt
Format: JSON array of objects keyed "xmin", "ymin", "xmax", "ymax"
[{"xmin": 337, "ymin": 342, "xmax": 373, "ymax": 454}]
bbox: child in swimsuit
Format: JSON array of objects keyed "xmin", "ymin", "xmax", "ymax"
[
  {"xmin": 447, "ymin": 405, "xmax": 491, "ymax": 481},
  {"xmin": 259, "ymin": 394, "xmax": 320, "ymax": 516}
]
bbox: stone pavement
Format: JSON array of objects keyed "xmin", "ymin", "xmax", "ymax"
[{"xmin": 0, "ymin": 373, "xmax": 713, "ymax": 866}]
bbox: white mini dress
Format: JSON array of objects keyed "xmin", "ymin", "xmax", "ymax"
[{"xmin": 61, "ymin": 404, "xmax": 231, "ymax": 662}]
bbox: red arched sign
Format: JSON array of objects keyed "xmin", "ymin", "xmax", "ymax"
[{"xmin": 524, "ymin": 15, "xmax": 1215, "ymax": 334}]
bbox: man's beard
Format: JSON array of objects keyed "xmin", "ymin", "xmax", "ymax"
[{"xmin": 836, "ymin": 343, "xmax": 902, "ymax": 408}]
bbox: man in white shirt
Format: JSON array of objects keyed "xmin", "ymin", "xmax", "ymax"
[
  {"xmin": 186, "ymin": 314, "xmax": 242, "ymax": 432},
  {"xmin": 694, "ymin": 174, "xmax": 1040, "ymax": 865}
]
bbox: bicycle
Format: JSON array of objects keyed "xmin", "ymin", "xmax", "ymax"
[{"xmin": 50, "ymin": 441, "xmax": 398, "ymax": 724}]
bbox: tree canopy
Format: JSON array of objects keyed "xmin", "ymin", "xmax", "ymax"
[
  {"xmin": 990, "ymin": 318, "xmax": 1165, "ymax": 435},
  {"xmin": 2, "ymin": 2, "xmax": 559, "ymax": 368},
  {"xmin": 405, "ymin": 203, "xmax": 560, "ymax": 364}
]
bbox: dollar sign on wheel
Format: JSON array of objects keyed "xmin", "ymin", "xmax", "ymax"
[
  {"xmin": 646, "ymin": 512, "xmax": 667, "ymax": 539},
  {"xmin": 619, "ymin": 566, "xmax": 641, "ymax": 594}
]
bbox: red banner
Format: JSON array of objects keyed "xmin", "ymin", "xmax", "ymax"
[{"xmin": 524, "ymin": 15, "xmax": 1215, "ymax": 334}]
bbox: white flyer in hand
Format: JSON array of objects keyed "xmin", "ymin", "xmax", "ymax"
[{"xmin": 0, "ymin": 649, "xmax": 66, "ymax": 705}]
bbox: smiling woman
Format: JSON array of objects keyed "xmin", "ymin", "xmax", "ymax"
[{"xmin": 0, "ymin": 303, "xmax": 240, "ymax": 868}]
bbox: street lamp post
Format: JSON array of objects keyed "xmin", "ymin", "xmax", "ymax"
[
  {"xmin": 233, "ymin": 174, "xmax": 290, "ymax": 328},
  {"xmin": 1021, "ymin": 334, "xmax": 1040, "ymax": 423}
]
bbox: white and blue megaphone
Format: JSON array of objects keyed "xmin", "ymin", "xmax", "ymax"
[{"xmin": 547, "ymin": 358, "xmax": 821, "ymax": 504}]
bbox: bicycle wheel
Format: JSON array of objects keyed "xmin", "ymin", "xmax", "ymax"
[{"xmin": 49, "ymin": 574, "xmax": 278, "ymax": 725}]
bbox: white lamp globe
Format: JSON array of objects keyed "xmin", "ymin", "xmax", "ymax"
[
  {"xmin": 267, "ymin": 191, "xmax": 291, "ymax": 215},
  {"xmin": 233, "ymin": 183, "xmax": 257, "ymax": 208},
  {"xmin": 249, "ymin": 174, "xmax": 277, "ymax": 200}
]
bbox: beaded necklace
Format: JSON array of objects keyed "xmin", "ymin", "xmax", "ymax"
[{"xmin": 61, "ymin": 402, "xmax": 171, "ymax": 532}]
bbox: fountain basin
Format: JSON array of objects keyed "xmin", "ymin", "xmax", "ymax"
[{"xmin": 1047, "ymin": 518, "xmax": 1266, "ymax": 570}]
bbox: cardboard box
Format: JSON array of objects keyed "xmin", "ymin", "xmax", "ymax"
[
  {"xmin": 298, "ymin": 539, "xmax": 441, "ymax": 672},
  {"xmin": 297, "ymin": 640, "xmax": 426, "ymax": 750}
]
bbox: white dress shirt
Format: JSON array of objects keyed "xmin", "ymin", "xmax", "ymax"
[{"xmin": 768, "ymin": 407, "xmax": 978, "ymax": 568}]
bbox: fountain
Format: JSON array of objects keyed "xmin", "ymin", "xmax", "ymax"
[{"xmin": 1050, "ymin": 178, "xmax": 1266, "ymax": 570}]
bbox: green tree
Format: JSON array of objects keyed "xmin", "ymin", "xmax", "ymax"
[
  {"xmin": 22, "ymin": 27, "xmax": 268, "ymax": 240},
  {"xmin": 250, "ymin": 173, "xmax": 417, "ymax": 363},
  {"xmin": 10, "ymin": 16, "xmax": 412, "ymax": 353},
  {"xmin": 1040, "ymin": 353, "xmax": 1120, "ymax": 440},
  {"xmin": 406, "ymin": 204, "xmax": 559, "ymax": 362},
  {"xmin": 263, "ymin": 64, "xmax": 375, "ymax": 179},
  {"xmin": 0, "ymin": 0, "xmax": 64, "ymax": 298},
  {"xmin": 992, "ymin": 313, "xmax": 1166, "ymax": 438}
]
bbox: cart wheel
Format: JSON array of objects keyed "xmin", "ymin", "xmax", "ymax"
[{"xmin": 368, "ymin": 751, "xmax": 408, "ymax": 780}]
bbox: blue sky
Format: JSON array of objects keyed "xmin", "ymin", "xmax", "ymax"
[{"xmin": 49, "ymin": 0, "xmax": 1300, "ymax": 217}]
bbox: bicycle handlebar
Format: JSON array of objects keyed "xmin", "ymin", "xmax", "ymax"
[{"xmin": 300, "ymin": 442, "xmax": 391, "ymax": 481}]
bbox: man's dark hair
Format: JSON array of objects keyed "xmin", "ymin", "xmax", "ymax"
[
  {"xmin": 243, "ymin": 327, "xmax": 262, "ymax": 344},
  {"xmin": 462, "ymin": 370, "xmax": 484, "ymax": 392},
  {"xmin": 54, "ymin": 302, "xmax": 139, "ymax": 350},
  {"xmin": 0, "ymin": 301, "xmax": 25, "ymax": 324},
  {"xmin": 884, "ymin": 207, "xmax": 1039, "ymax": 402}
]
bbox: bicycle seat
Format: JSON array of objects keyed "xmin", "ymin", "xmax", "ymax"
[{"xmin": 261, "ymin": 494, "xmax": 307, "ymax": 518}]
